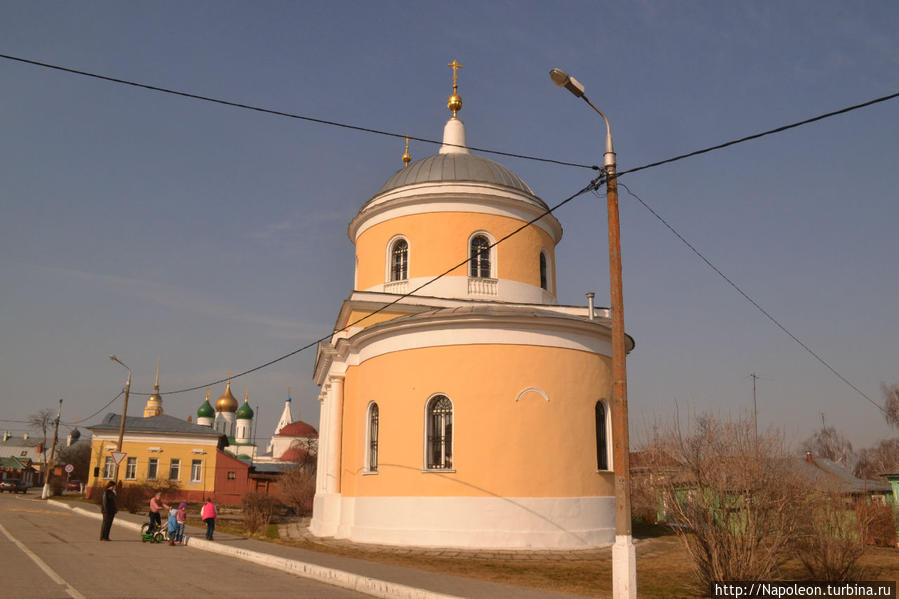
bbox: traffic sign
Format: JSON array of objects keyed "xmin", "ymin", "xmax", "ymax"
[
  {"xmin": 64, "ymin": 464, "xmax": 74, "ymax": 473},
  {"xmin": 110, "ymin": 452, "xmax": 127, "ymax": 465}
]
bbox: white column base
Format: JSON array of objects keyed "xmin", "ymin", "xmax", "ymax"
[
  {"xmin": 612, "ymin": 534, "xmax": 637, "ymax": 599},
  {"xmin": 309, "ymin": 492, "xmax": 341, "ymax": 537}
]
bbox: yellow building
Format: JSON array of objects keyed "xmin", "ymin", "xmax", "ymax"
[
  {"xmin": 86, "ymin": 413, "xmax": 223, "ymax": 502},
  {"xmin": 309, "ymin": 63, "xmax": 633, "ymax": 549}
]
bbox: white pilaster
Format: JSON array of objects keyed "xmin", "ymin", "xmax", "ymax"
[{"xmin": 325, "ymin": 375, "xmax": 344, "ymax": 494}]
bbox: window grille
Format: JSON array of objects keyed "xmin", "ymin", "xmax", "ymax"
[
  {"xmin": 427, "ymin": 395, "xmax": 453, "ymax": 469},
  {"xmin": 539, "ymin": 252, "xmax": 548, "ymax": 290},
  {"xmin": 391, "ymin": 239, "xmax": 408, "ymax": 281},
  {"xmin": 469, "ymin": 236, "xmax": 491, "ymax": 278},
  {"xmin": 595, "ymin": 402, "xmax": 609, "ymax": 470},
  {"xmin": 368, "ymin": 403, "xmax": 379, "ymax": 472}
]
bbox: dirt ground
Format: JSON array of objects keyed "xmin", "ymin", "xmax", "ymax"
[{"xmin": 275, "ymin": 525, "xmax": 899, "ymax": 598}]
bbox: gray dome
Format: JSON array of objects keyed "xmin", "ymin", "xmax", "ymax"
[{"xmin": 376, "ymin": 153, "xmax": 533, "ymax": 196}]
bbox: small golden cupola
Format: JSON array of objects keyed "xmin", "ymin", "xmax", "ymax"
[
  {"xmin": 216, "ymin": 375, "xmax": 239, "ymax": 413},
  {"xmin": 143, "ymin": 358, "xmax": 164, "ymax": 417}
]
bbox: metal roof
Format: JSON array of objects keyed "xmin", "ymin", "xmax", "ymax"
[
  {"xmin": 88, "ymin": 413, "xmax": 222, "ymax": 437},
  {"xmin": 376, "ymin": 153, "xmax": 533, "ymax": 196}
]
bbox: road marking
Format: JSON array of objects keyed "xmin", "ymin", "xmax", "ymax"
[
  {"xmin": 6, "ymin": 508, "xmax": 72, "ymax": 516},
  {"xmin": 0, "ymin": 521, "xmax": 86, "ymax": 599}
]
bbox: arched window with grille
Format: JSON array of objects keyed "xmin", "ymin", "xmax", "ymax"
[
  {"xmin": 366, "ymin": 402, "xmax": 379, "ymax": 473},
  {"xmin": 390, "ymin": 239, "xmax": 408, "ymax": 281},
  {"xmin": 595, "ymin": 401, "xmax": 609, "ymax": 470},
  {"xmin": 426, "ymin": 395, "xmax": 453, "ymax": 470},
  {"xmin": 539, "ymin": 251, "xmax": 548, "ymax": 290},
  {"xmin": 469, "ymin": 235, "xmax": 491, "ymax": 278}
]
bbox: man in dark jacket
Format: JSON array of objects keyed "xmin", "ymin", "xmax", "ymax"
[{"xmin": 100, "ymin": 481, "xmax": 117, "ymax": 540}]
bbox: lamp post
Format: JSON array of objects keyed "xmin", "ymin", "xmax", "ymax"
[
  {"xmin": 550, "ymin": 68, "xmax": 636, "ymax": 599},
  {"xmin": 109, "ymin": 355, "xmax": 132, "ymax": 483}
]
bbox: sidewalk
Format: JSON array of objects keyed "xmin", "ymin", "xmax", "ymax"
[{"xmin": 48, "ymin": 499, "xmax": 593, "ymax": 599}]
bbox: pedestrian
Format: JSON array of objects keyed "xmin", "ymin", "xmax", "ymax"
[
  {"xmin": 167, "ymin": 508, "xmax": 178, "ymax": 546},
  {"xmin": 148, "ymin": 491, "xmax": 170, "ymax": 534},
  {"xmin": 201, "ymin": 498, "xmax": 216, "ymax": 540},
  {"xmin": 99, "ymin": 481, "xmax": 117, "ymax": 541},
  {"xmin": 175, "ymin": 502, "xmax": 187, "ymax": 544}
]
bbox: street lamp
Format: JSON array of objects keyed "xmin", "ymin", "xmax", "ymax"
[
  {"xmin": 109, "ymin": 354, "xmax": 132, "ymax": 483},
  {"xmin": 550, "ymin": 67, "xmax": 636, "ymax": 599}
]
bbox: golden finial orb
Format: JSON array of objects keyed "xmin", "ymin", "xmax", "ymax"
[
  {"xmin": 447, "ymin": 59, "xmax": 463, "ymax": 117},
  {"xmin": 402, "ymin": 137, "xmax": 412, "ymax": 166}
]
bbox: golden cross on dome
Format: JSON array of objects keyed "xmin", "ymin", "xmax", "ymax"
[
  {"xmin": 402, "ymin": 136, "xmax": 412, "ymax": 166},
  {"xmin": 448, "ymin": 59, "xmax": 463, "ymax": 91}
]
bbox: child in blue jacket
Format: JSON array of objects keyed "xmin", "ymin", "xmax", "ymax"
[{"xmin": 167, "ymin": 509, "xmax": 178, "ymax": 545}]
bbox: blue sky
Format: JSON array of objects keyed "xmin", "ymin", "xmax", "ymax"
[{"xmin": 1, "ymin": 1, "xmax": 897, "ymax": 451}]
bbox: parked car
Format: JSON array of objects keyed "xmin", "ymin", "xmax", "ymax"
[
  {"xmin": 66, "ymin": 480, "xmax": 82, "ymax": 492},
  {"xmin": 0, "ymin": 479, "xmax": 29, "ymax": 493}
]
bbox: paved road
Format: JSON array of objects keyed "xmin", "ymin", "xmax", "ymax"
[{"xmin": 0, "ymin": 493, "xmax": 369, "ymax": 599}]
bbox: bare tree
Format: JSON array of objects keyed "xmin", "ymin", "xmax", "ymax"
[
  {"xmin": 278, "ymin": 441, "xmax": 317, "ymax": 517},
  {"xmin": 883, "ymin": 383, "xmax": 899, "ymax": 430},
  {"xmin": 56, "ymin": 442, "xmax": 91, "ymax": 481},
  {"xmin": 641, "ymin": 413, "xmax": 806, "ymax": 587},
  {"xmin": 801, "ymin": 425, "xmax": 855, "ymax": 467},
  {"xmin": 854, "ymin": 438, "xmax": 899, "ymax": 480}
]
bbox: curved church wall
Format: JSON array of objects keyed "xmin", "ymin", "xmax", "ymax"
[{"xmin": 338, "ymin": 342, "xmax": 615, "ymax": 500}]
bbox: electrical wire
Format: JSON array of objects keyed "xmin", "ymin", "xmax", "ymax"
[
  {"xmin": 130, "ymin": 176, "xmax": 601, "ymax": 396},
  {"xmin": 62, "ymin": 390, "xmax": 123, "ymax": 426},
  {"xmin": 617, "ymin": 91, "xmax": 899, "ymax": 178},
  {"xmin": 616, "ymin": 180, "xmax": 888, "ymax": 417},
  {"xmin": 0, "ymin": 53, "xmax": 596, "ymax": 171},
  {"xmin": 4, "ymin": 52, "xmax": 896, "ymax": 413}
]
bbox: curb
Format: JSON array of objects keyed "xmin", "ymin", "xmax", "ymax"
[{"xmin": 46, "ymin": 499, "xmax": 463, "ymax": 599}]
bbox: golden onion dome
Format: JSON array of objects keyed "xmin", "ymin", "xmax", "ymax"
[{"xmin": 216, "ymin": 380, "xmax": 239, "ymax": 413}]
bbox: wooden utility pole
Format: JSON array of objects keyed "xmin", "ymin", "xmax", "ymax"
[{"xmin": 41, "ymin": 399, "xmax": 63, "ymax": 499}]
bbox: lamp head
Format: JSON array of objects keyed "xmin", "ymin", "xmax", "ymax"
[{"xmin": 549, "ymin": 68, "xmax": 585, "ymax": 98}]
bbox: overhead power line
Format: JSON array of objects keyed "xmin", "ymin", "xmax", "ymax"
[
  {"xmin": 63, "ymin": 390, "xmax": 123, "ymax": 428},
  {"xmin": 616, "ymin": 181, "xmax": 887, "ymax": 418},
  {"xmin": 4, "ymin": 53, "xmax": 895, "ymax": 417},
  {"xmin": 618, "ymin": 90, "xmax": 899, "ymax": 177},
  {"xmin": 4, "ymin": 53, "xmax": 897, "ymax": 175},
  {"xmin": 0, "ymin": 53, "xmax": 595, "ymax": 170},
  {"xmin": 131, "ymin": 176, "xmax": 601, "ymax": 397}
]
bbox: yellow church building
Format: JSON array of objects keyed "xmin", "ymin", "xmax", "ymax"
[{"xmin": 309, "ymin": 62, "xmax": 633, "ymax": 549}]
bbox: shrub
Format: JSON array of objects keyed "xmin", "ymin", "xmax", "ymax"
[
  {"xmin": 641, "ymin": 413, "xmax": 805, "ymax": 587},
  {"xmin": 48, "ymin": 475, "xmax": 66, "ymax": 497},
  {"xmin": 242, "ymin": 492, "xmax": 277, "ymax": 536},
  {"xmin": 857, "ymin": 502, "xmax": 897, "ymax": 548},
  {"xmin": 792, "ymin": 492, "xmax": 874, "ymax": 581},
  {"xmin": 279, "ymin": 466, "xmax": 316, "ymax": 517},
  {"xmin": 117, "ymin": 484, "xmax": 153, "ymax": 514}
]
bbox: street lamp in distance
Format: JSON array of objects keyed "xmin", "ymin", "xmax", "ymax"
[
  {"xmin": 550, "ymin": 67, "xmax": 636, "ymax": 599},
  {"xmin": 108, "ymin": 354, "xmax": 132, "ymax": 483}
]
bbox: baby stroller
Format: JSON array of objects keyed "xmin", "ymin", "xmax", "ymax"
[{"xmin": 140, "ymin": 519, "xmax": 169, "ymax": 543}]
